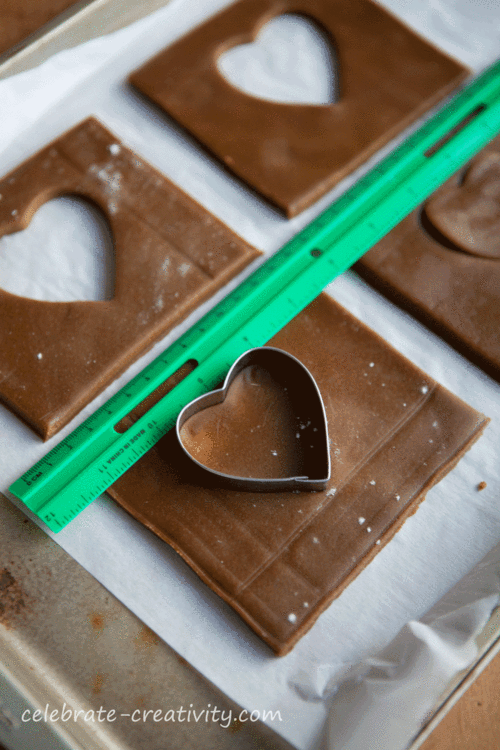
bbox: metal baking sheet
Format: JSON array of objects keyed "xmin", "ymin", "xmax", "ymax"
[{"xmin": 1, "ymin": 0, "xmax": 500, "ymax": 748}]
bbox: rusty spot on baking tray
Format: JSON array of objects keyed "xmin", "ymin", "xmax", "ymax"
[
  {"xmin": 135, "ymin": 625, "xmax": 160, "ymax": 648},
  {"xmin": 92, "ymin": 673, "xmax": 106, "ymax": 695},
  {"xmin": 0, "ymin": 568, "xmax": 29, "ymax": 629},
  {"xmin": 90, "ymin": 612, "xmax": 105, "ymax": 632},
  {"xmin": 227, "ymin": 717, "xmax": 244, "ymax": 733}
]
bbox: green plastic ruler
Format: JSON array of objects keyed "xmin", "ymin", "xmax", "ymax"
[{"xmin": 9, "ymin": 59, "xmax": 500, "ymax": 532}]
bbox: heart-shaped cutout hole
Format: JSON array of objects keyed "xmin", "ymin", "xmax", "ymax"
[
  {"xmin": 217, "ymin": 13, "xmax": 339, "ymax": 106},
  {"xmin": 0, "ymin": 195, "xmax": 115, "ymax": 301},
  {"xmin": 177, "ymin": 347, "xmax": 330, "ymax": 492}
]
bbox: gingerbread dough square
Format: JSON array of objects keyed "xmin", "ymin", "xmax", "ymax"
[
  {"xmin": 130, "ymin": 0, "xmax": 469, "ymax": 218},
  {"xmin": 0, "ymin": 1, "xmax": 85, "ymax": 58},
  {"xmin": 0, "ymin": 118, "xmax": 260, "ymax": 440},
  {"xmin": 107, "ymin": 293, "xmax": 487, "ymax": 656},
  {"xmin": 357, "ymin": 134, "xmax": 500, "ymax": 383}
]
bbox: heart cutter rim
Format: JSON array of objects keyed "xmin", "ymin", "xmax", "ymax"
[{"xmin": 176, "ymin": 346, "xmax": 331, "ymax": 492}]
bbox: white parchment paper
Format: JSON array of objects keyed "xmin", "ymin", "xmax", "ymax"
[
  {"xmin": 1, "ymin": 2, "xmax": 500, "ymax": 748},
  {"xmin": 305, "ymin": 541, "xmax": 500, "ymax": 750}
]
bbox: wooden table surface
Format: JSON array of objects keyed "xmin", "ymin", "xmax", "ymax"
[{"xmin": 420, "ymin": 646, "xmax": 500, "ymax": 750}]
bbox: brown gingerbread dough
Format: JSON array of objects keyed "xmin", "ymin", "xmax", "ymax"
[
  {"xmin": 130, "ymin": 0, "xmax": 469, "ymax": 217},
  {"xmin": 0, "ymin": 0, "xmax": 85, "ymax": 58},
  {"xmin": 357, "ymin": 134, "xmax": 500, "ymax": 383},
  {"xmin": 0, "ymin": 118, "xmax": 260, "ymax": 439},
  {"xmin": 108, "ymin": 293, "xmax": 488, "ymax": 656}
]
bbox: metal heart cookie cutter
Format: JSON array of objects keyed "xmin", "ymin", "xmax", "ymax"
[{"xmin": 176, "ymin": 347, "xmax": 330, "ymax": 492}]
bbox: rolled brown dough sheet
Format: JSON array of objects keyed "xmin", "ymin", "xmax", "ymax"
[
  {"xmin": 108, "ymin": 293, "xmax": 488, "ymax": 656},
  {"xmin": 357, "ymin": 134, "xmax": 500, "ymax": 383},
  {"xmin": 0, "ymin": 0, "xmax": 85, "ymax": 58},
  {"xmin": 0, "ymin": 118, "xmax": 260, "ymax": 439},
  {"xmin": 129, "ymin": 0, "xmax": 469, "ymax": 217}
]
